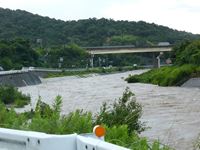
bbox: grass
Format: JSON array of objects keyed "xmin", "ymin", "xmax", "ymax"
[{"xmin": 126, "ymin": 64, "xmax": 200, "ymax": 86}]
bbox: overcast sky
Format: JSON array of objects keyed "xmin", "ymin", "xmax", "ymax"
[{"xmin": 0, "ymin": 0, "xmax": 200, "ymax": 34}]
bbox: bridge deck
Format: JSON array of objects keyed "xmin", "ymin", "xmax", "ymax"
[
  {"xmin": 86, "ymin": 46, "xmax": 172, "ymax": 55},
  {"xmin": 84, "ymin": 45, "xmax": 172, "ymax": 55}
]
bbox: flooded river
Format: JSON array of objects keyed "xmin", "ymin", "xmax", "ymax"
[{"xmin": 19, "ymin": 70, "xmax": 200, "ymax": 150}]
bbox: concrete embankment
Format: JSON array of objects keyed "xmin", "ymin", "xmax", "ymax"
[
  {"xmin": 182, "ymin": 78, "xmax": 200, "ymax": 88},
  {"xmin": 0, "ymin": 71, "xmax": 41, "ymax": 87}
]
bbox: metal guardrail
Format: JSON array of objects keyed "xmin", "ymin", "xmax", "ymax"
[{"xmin": 0, "ymin": 128, "xmax": 129, "ymax": 150}]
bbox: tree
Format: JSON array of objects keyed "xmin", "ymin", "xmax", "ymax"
[
  {"xmin": 173, "ymin": 40, "xmax": 200, "ymax": 65},
  {"xmin": 95, "ymin": 87, "xmax": 145, "ymax": 133}
]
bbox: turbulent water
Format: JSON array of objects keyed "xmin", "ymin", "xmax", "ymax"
[{"xmin": 18, "ymin": 70, "xmax": 200, "ymax": 150}]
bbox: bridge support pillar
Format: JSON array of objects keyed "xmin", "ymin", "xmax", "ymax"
[
  {"xmin": 157, "ymin": 56, "xmax": 161, "ymax": 68},
  {"xmin": 90, "ymin": 54, "xmax": 94, "ymax": 68},
  {"xmin": 152, "ymin": 52, "xmax": 163, "ymax": 68}
]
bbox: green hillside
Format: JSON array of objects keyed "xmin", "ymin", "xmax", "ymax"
[
  {"xmin": 0, "ymin": 8, "xmax": 199, "ymax": 47},
  {"xmin": 0, "ymin": 7, "xmax": 200, "ymax": 70}
]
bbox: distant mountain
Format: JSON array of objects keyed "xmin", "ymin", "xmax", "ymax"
[{"xmin": 0, "ymin": 7, "xmax": 199, "ymax": 47}]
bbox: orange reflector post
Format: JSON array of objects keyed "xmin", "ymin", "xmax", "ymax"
[{"xmin": 93, "ymin": 125, "xmax": 106, "ymax": 138}]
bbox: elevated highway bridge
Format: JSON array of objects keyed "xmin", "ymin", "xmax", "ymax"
[
  {"xmin": 84, "ymin": 45, "xmax": 172, "ymax": 55},
  {"xmin": 84, "ymin": 45, "xmax": 173, "ymax": 68}
]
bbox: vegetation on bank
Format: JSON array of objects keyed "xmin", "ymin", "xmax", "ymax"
[
  {"xmin": 126, "ymin": 65, "xmax": 200, "ymax": 86},
  {"xmin": 0, "ymin": 39, "xmax": 40, "ymax": 70},
  {"xmin": 46, "ymin": 66, "xmax": 140, "ymax": 78},
  {"xmin": 172, "ymin": 40, "xmax": 200, "ymax": 65},
  {"xmin": 0, "ymin": 88, "xmax": 170, "ymax": 150},
  {"xmin": 0, "ymin": 39, "xmax": 89, "ymax": 70},
  {"xmin": 0, "ymin": 38, "xmax": 151, "ymax": 70},
  {"xmin": 126, "ymin": 40, "xmax": 200, "ymax": 86},
  {"xmin": 0, "ymin": 86, "xmax": 30, "ymax": 107}
]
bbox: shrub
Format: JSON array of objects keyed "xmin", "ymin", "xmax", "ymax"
[
  {"xmin": 95, "ymin": 87, "xmax": 145, "ymax": 133},
  {"xmin": 27, "ymin": 96, "xmax": 93, "ymax": 134},
  {"xmin": 105, "ymin": 125, "xmax": 170, "ymax": 150},
  {"xmin": 62, "ymin": 110, "xmax": 92, "ymax": 134},
  {"xmin": 0, "ymin": 86, "xmax": 30, "ymax": 107},
  {"xmin": 105, "ymin": 125, "xmax": 139, "ymax": 147},
  {"xmin": 0, "ymin": 102, "xmax": 26, "ymax": 129}
]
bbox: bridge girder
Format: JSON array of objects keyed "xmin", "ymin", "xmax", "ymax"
[{"xmin": 86, "ymin": 47, "xmax": 172, "ymax": 55}]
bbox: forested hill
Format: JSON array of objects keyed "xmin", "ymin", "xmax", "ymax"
[{"xmin": 0, "ymin": 7, "xmax": 199, "ymax": 47}]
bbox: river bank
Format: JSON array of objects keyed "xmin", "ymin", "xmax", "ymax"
[
  {"xmin": 45, "ymin": 66, "xmax": 141, "ymax": 78},
  {"xmin": 18, "ymin": 70, "xmax": 200, "ymax": 150},
  {"xmin": 126, "ymin": 64, "xmax": 200, "ymax": 86}
]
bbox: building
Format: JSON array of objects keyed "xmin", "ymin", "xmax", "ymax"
[{"xmin": 158, "ymin": 42, "xmax": 170, "ymax": 46}]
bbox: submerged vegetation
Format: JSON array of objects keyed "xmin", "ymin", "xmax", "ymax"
[
  {"xmin": 126, "ymin": 40, "xmax": 200, "ymax": 86},
  {"xmin": 0, "ymin": 88, "xmax": 170, "ymax": 150}
]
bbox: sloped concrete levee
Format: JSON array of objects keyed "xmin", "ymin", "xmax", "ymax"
[
  {"xmin": 0, "ymin": 68, "xmax": 63, "ymax": 87},
  {"xmin": 0, "ymin": 71, "xmax": 41, "ymax": 87},
  {"xmin": 181, "ymin": 78, "xmax": 200, "ymax": 88}
]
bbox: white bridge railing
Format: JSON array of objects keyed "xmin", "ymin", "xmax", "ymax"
[
  {"xmin": 0, "ymin": 68, "xmax": 62, "ymax": 75},
  {"xmin": 0, "ymin": 70, "xmax": 29, "ymax": 75},
  {"xmin": 0, "ymin": 128, "xmax": 129, "ymax": 150}
]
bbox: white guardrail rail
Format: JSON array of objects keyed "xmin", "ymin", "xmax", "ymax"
[
  {"xmin": 0, "ymin": 127, "xmax": 130, "ymax": 150},
  {"xmin": 0, "ymin": 68, "xmax": 62, "ymax": 75}
]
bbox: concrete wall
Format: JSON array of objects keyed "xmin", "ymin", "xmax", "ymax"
[
  {"xmin": 181, "ymin": 78, "xmax": 200, "ymax": 88},
  {"xmin": 0, "ymin": 72, "xmax": 41, "ymax": 87}
]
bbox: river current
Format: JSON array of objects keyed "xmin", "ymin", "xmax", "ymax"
[{"xmin": 18, "ymin": 70, "xmax": 200, "ymax": 150}]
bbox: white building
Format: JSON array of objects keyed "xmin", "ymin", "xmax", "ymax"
[{"xmin": 158, "ymin": 42, "xmax": 170, "ymax": 46}]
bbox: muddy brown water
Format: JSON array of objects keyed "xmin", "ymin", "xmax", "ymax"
[{"xmin": 18, "ymin": 70, "xmax": 200, "ymax": 150}]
